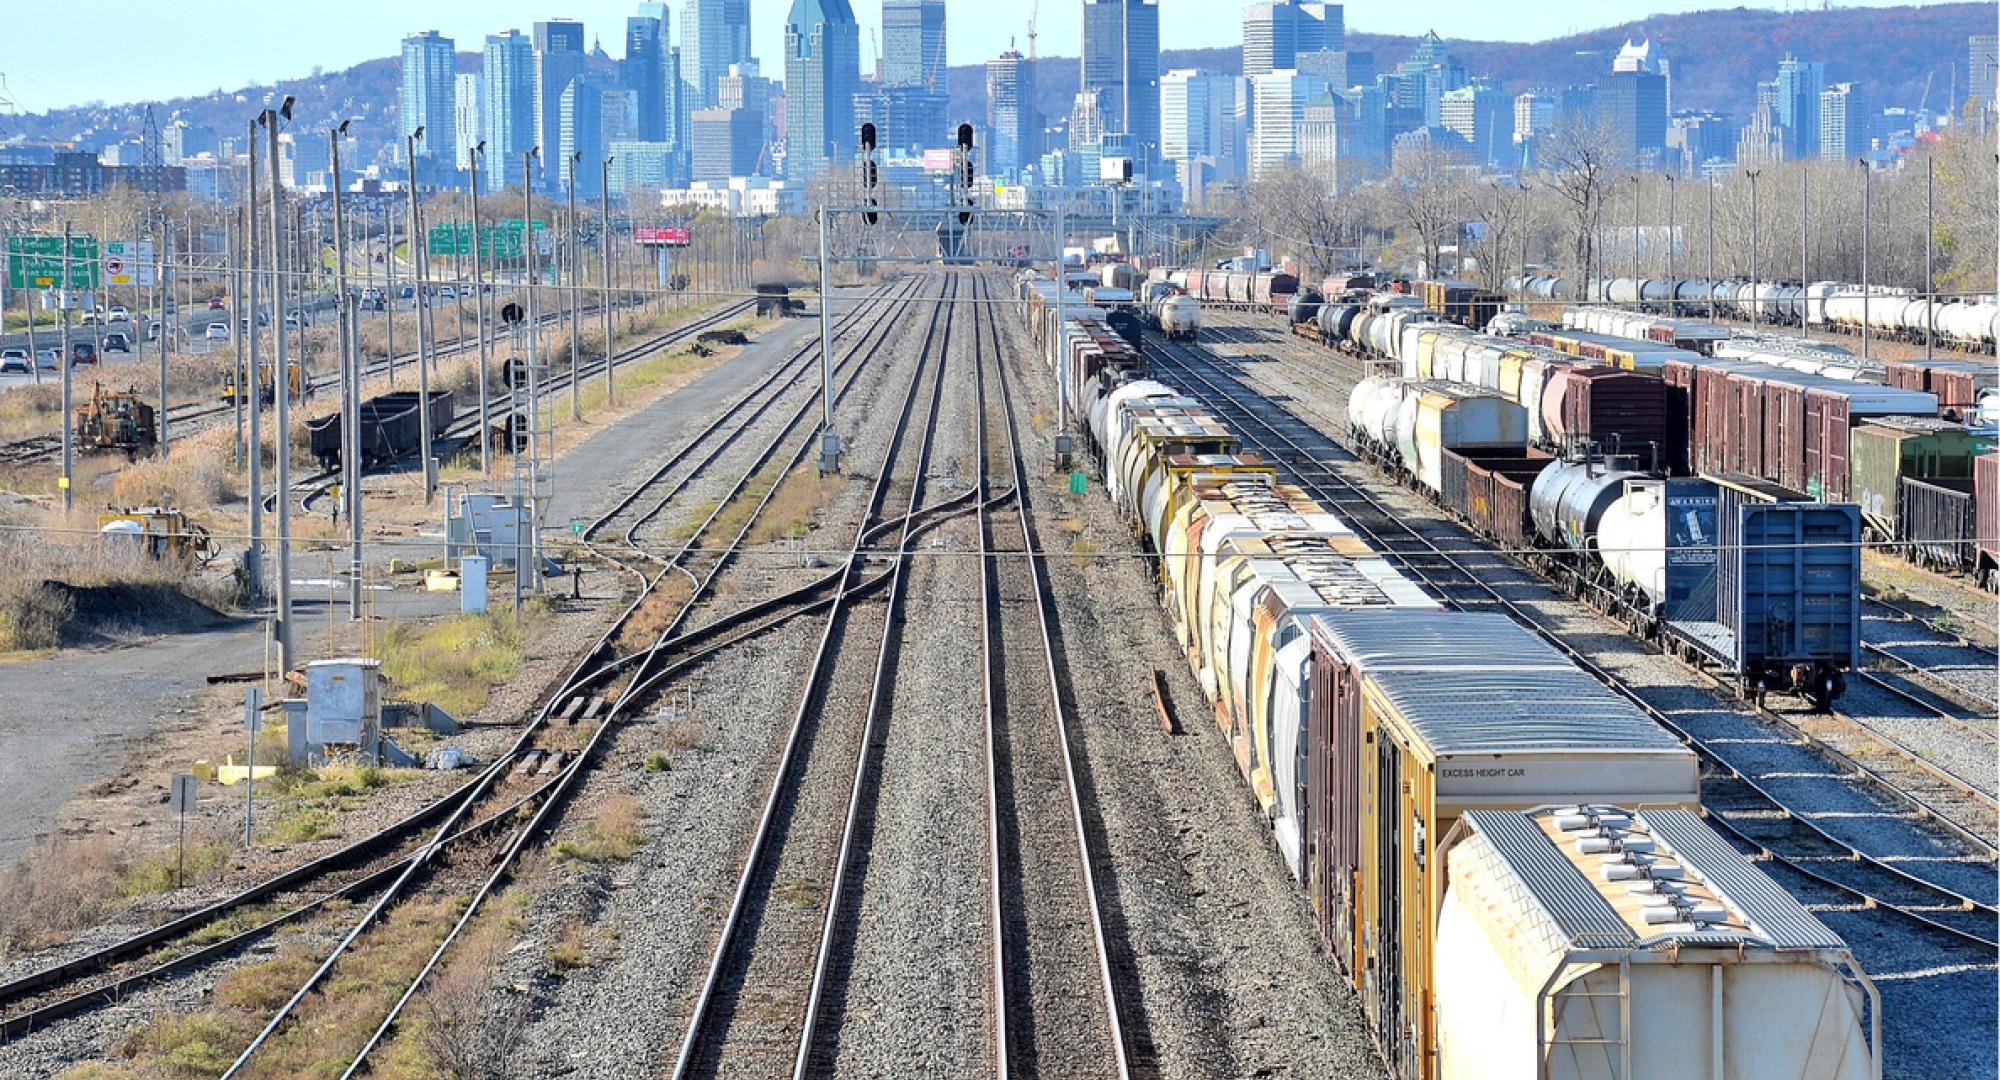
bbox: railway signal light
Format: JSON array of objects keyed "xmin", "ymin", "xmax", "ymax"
[
  {"xmin": 859, "ymin": 123, "xmax": 880, "ymax": 227},
  {"xmin": 956, "ymin": 124, "xmax": 976, "ymax": 227}
]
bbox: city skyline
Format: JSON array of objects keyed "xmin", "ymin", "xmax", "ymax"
[{"xmin": 0, "ymin": 0, "xmax": 1956, "ymax": 114}]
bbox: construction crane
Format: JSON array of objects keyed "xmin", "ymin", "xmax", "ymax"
[
  {"xmin": 870, "ymin": 28, "xmax": 882, "ymax": 83},
  {"xmin": 1027, "ymin": 0, "xmax": 1039, "ymax": 65}
]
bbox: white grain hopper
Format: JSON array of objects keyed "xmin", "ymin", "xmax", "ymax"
[{"xmin": 1435, "ymin": 804, "xmax": 1878, "ymax": 1080}]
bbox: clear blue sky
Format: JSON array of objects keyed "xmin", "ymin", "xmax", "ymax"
[{"xmin": 0, "ymin": 0, "xmax": 1949, "ymax": 113}]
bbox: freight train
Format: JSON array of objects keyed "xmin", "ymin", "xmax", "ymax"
[
  {"xmin": 1509, "ymin": 275, "xmax": 2000, "ymax": 351},
  {"xmin": 1019, "ymin": 273, "xmax": 1880, "ymax": 1080},
  {"xmin": 1300, "ymin": 299, "xmax": 1998, "ymax": 590},
  {"xmin": 307, "ymin": 389, "xmax": 455, "ymax": 470}
]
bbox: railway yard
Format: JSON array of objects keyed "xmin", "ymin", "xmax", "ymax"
[{"xmin": 0, "ymin": 265, "xmax": 1992, "ymax": 1080}]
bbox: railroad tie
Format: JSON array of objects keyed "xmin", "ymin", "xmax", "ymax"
[
  {"xmin": 581, "ymin": 695, "xmax": 607, "ymax": 722},
  {"xmin": 559, "ymin": 696, "xmax": 588, "ymax": 724},
  {"xmin": 536, "ymin": 750, "xmax": 567, "ymax": 777},
  {"xmin": 513, "ymin": 750, "xmax": 544, "ymax": 776}
]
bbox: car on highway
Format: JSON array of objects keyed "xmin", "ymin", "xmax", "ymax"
[
  {"xmin": 360, "ymin": 287, "xmax": 385, "ymax": 310},
  {"xmin": 108, "ymin": 306, "xmax": 130, "ymax": 323},
  {"xmin": 36, "ymin": 347, "xmax": 59, "ymax": 371},
  {"xmin": 0, "ymin": 348, "xmax": 29, "ymax": 375},
  {"xmin": 399, "ymin": 285, "xmax": 416, "ymax": 300},
  {"xmin": 208, "ymin": 297, "xmax": 225, "ymax": 310},
  {"xmin": 80, "ymin": 310, "xmax": 102, "ymax": 326},
  {"xmin": 145, "ymin": 322, "xmax": 161, "ymax": 342},
  {"xmin": 283, "ymin": 313, "xmax": 306, "ymax": 329},
  {"xmin": 438, "ymin": 285, "xmax": 456, "ymax": 299},
  {"xmin": 205, "ymin": 323, "xmax": 229, "ymax": 341},
  {"xmin": 163, "ymin": 299, "xmax": 177, "ymax": 314},
  {"xmin": 69, "ymin": 341, "xmax": 97, "ymax": 366},
  {"xmin": 102, "ymin": 331, "xmax": 131, "ymax": 353}
]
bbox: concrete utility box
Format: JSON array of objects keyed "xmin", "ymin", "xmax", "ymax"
[{"xmin": 303, "ymin": 658, "xmax": 382, "ymax": 763}]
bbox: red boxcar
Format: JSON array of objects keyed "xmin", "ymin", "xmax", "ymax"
[
  {"xmin": 1252, "ymin": 272, "xmax": 1300, "ymax": 310},
  {"xmin": 1763, "ymin": 378, "xmax": 1811, "ymax": 494},
  {"xmin": 1662, "ymin": 357, "xmax": 1703, "ymax": 475},
  {"xmin": 1307, "ymin": 623, "xmax": 1364, "ymax": 972},
  {"xmin": 1726, "ymin": 370, "xmax": 1768, "ymax": 477},
  {"xmin": 1805, "ymin": 387, "xmax": 1854, "ymax": 501},
  {"xmin": 1226, "ymin": 272, "xmax": 1254, "ymax": 305}
]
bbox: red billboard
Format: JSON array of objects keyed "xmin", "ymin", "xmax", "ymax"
[{"xmin": 635, "ymin": 226, "xmax": 692, "ymax": 247}]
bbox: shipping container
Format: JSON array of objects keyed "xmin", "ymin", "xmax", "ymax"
[{"xmin": 1433, "ymin": 806, "xmax": 1878, "ymax": 1080}]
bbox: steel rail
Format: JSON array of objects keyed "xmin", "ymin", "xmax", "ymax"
[{"xmin": 669, "ymin": 273, "xmax": 951, "ymax": 1080}]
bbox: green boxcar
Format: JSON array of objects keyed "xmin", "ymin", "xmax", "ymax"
[{"xmin": 1849, "ymin": 418, "xmax": 1996, "ymax": 539}]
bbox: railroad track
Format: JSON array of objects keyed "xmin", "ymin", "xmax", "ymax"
[
  {"xmin": 0, "ymin": 284, "xmax": 905, "ymax": 1050},
  {"xmin": 1138, "ymin": 334, "xmax": 2000, "ymax": 955},
  {"xmin": 972, "ymin": 275, "xmax": 1131, "ymax": 1078},
  {"xmin": 668, "ymin": 273, "xmax": 955, "ymax": 1077}
]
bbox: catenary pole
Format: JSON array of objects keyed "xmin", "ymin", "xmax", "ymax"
[
  {"xmin": 601, "ymin": 156, "xmax": 615, "ymax": 406},
  {"xmin": 265, "ymin": 104, "xmax": 294, "ymax": 674},
  {"xmin": 245, "ymin": 122, "xmax": 263, "ymax": 603}
]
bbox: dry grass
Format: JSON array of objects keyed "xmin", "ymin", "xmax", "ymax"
[
  {"xmin": 0, "ymin": 834, "xmax": 118, "ymax": 954},
  {"xmin": 0, "ymin": 523, "xmax": 236, "ymax": 652},
  {"xmin": 748, "ymin": 465, "xmax": 845, "ymax": 544},
  {"xmin": 612, "ymin": 575, "xmax": 693, "ymax": 655},
  {"xmin": 374, "ymin": 607, "xmax": 543, "ymax": 718},
  {"xmin": 551, "ymin": 793, "xmax": 648, "ymax": 865}
]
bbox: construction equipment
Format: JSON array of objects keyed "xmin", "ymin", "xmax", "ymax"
[
  {"xmin": 75, "ymin": 384, "xmax": 158, "ymax": 458},
  {"xmin": 97, "ymin": 505, "xmax": 217, "ymax": 563},
  {"xmin": 222, "ymin": 359, "xmax": 303, "ymax": 405}
]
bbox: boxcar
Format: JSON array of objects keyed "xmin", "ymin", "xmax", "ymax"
[
  {"xmin": 1978, "ymin": 453, "xmax": 2000, "ymax": 588},
  {"xmin": 1849, "ymin": 418, "xmax": 1994, "ymax": 540},
  {"xmin": 1305, "ymin": 608, "xmax": 1699, "ymax": 1080}
]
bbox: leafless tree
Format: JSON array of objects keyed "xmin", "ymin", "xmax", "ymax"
[
  {"xmin": 1237, "ymin": 161, "xmax": 1375, "ymax": 278},
  {"xmin": 1537, "ymin": 112, "xmax": 1620, "ymax": 285},
  {"xmin": 1383, "ymin": 142, "xmax": 1464, "ymax": 278}
]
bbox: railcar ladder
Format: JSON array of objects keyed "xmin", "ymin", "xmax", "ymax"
[{"xmin": 1543, "ymin": 958, "xmax": 1631, "ymax": 1079}]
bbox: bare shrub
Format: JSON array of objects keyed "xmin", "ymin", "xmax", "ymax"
[{"xmin": 0, "ymin": 834, "xmax": 117, "ymax": 952}]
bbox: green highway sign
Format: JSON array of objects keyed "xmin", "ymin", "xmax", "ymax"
[
  {"xmin": 427, "ymin": 220, "xmax": 546, "ymax": 259},
  {"xmin": 6, "ymin": 235, "xmax": 100, "ymax": 290}
]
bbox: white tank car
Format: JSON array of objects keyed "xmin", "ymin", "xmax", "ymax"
[{"xmin": 1156, "ymin": 295, "xmax": 1202, "ymax": 340}]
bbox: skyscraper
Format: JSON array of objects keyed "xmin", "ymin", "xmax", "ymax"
[
  {"xmin": 454, "ymin": 73, "xmax": 481, "ymax": 170},
  {"xmin": 1819, "ymin": 82, "xmax": 1868, "ymax": 160},
  {"xmin": 717, "ymin": 61, "xmax": 774, "ymax": 163},
  {"xmin": 558, "ymin": 77, "xmax": 606, "ymax": 194},
  {"xmin": 683, "ymin": 0, "xmax": 752, "ymax": 109},
  {"xmin": 1440, "ymin": 82, "xmax": 1512, "ymax": 167},
  {"xmin": 1161, "ymin": 69, "xmax": 1244, "ymax": 185},
  {"xmin": 1248, "ymin": 68, "xmax": 1328, "ymax": 180},
  {"xmin": 784, "ymin": 0, "xmax": 860, "ymax": 178},
  {"xmin": 1082, "ymin": 0, "xmax": 1160, "ymax": 161},
  {"xmin": 625, "ymin": 8, "xmax": 668, "ymax": 142},
  {"xmin": 880, "ymin": 0, "xmax": 948, "ymax": 148},
  {"xmin": 400, "ymin": 31, "xmax": 458, "ymax": 183},
  {"xmin": 482, "ymin": 29, "xmax": 537, "ymax": 192},
  {"xmin": 1242, "ymin": 2, "xmax": 1343, "ymax": 79},
  {"xmin": 1774, "ymin": 54, "xmax": 1824, "ymax": 160},
  {"xmin": 1968, "ymin": 35, "xmax": 1997, "ymax": 115},
  {"xmin": 534, "ymin": 20, "xmax": 587, "ymax": 190},
  {"xmin": 1599, "ymin": 69, "xmax": 1667, "ymax": 165},
  {"xmin": 986, "ymin": 49, "xmax": 1036, "ymax": 178}
]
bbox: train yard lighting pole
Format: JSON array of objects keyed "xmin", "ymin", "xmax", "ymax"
[
  {"xmin": 1924, "ymin": 156, "xmax": 1935, "ymax": 363},
  {"xmin": 1858, "ymin": 157, "xmax": 1871, "ymax": 361},
  {"xmin": 601, "ymin": 156, "xmax": 615, "ymax": 407},
  {"xmin": 1705, "ymin": 173, "xmax": 1716, "ymax": 320},
  {"xmin": 158, "ymin": 232, "xmax": 170, "ymax": 457},
  {"xmin": 263, "ymin": 97, "xmax": 296, "ymax": 674},
  {"xmin": 230, "ymin": 210, "xmax": 243, "ymax": 465},
  {"xmin": 331, "ymin": 120, "xmax": 362, "ymax": 620},
  {"xmin": 470, "ymin": 143, "xmax": 491, "ymax": 475},
  {"xmin": 1799, "ymin": 166, "xmax": 1810, "ymax": 341},
  {"xmin": 245, "ymin": 121, "xmax": 263, "ymax": 604},
  {"xmin": 1629, "ymin": 175, "xmax": 1640, "ymax": 285},
  {"xmin": 524, "ymin": 147, "xmax": 544, "ymax": 592},
  {"xmin": 815, "ymin": 204, "xmax": 839, "ymax": 474},
  {"xmin": 58, "ymin": 221, "xmax": 71, "ymax": 515},
  {"xmin": 567, "ymin": 151, "xmax": 581, "ymax": 422},
  {"xmin": 1745, "ymin": 169, "xmax": 1761, "ymax": 331},
  {"xmin": 384, "ymin": 201, "xmax": 396, "ymax": 387},
  {"xmin": 405, "ymin": 128, "xmax": 437, "ymax": 502},
  {"xmin": 1662, "ymin": 174, "xmax": 1676, "ymax": 314},
  {"xmin": 1517, "ymin": 182, "xmax": 1532, "ymax": 305}
]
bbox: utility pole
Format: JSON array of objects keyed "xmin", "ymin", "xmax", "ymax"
[
  {"xmin": 601, "ymin": 155, "xmax": 615, "ymax": 406},
  {"xmin": 1629, "ymin": 174, "xmax": 1640, "ymax": 285},
  {"xmin": 1858, "ymin": 157, "xmax": 1871, "ymax": 361},
  {"xmin": 470, "ymin": 142, "xmax": 491, "ymax": 475},
  {"xmin": 815, "ymin": 204, "xmax": 839, "ymax": 475},
  {"xmin": 1925, "ymin": 156, "xmax": 1935, "ymax": 364},
  {"xmin": 331, "ymin": 121, "xmax": 361, "ymax": 620},
  {"xmin": 524, "ymin": 148, "xmax": 543, "ymax": 593},
  {"xmin": 384, "ymin": 201, "xmax": 397, "ymax": 386},
  {"xmin": 1746, "ymin": 169, "xmax": 1761, "ymax": 331},
  {"xmin": 229, "ymin": 210, "xmax": 242, "ymax": 466},
  {"xmin": 1663, "ymin": 174, "xmax": 1676, "ymax": 314},
  {"xmin": 1517, "ymin": 182, "xmax": 1532, "ymax": 304},
  {"xmin": 59, "ymin": 221, "xmax": 72, "ymax": 515},
  {"xmin": 404, "ymin": 128, "xmax": 436, "ymax": 501},
  {"xmin": 263, "ymin": 99, "xmax": 296, "ymax": 674},
  {"xmin": 1799, "ymin": 166, "xmax": 1810, "ymax": 340},
  {"xmin": 158, "ymin": 232, "xmax": 171, "ymax": 457},
  {"xmin": 567, "ymin": 152, "xmax": 581, "ymax": 421},
  {"xmin": 245, "ymin": 120, "xmax": 264, "ymax": 604},
  {"xmin": 1705, "ymin": 173, "xmax": 1716, "ymax": 320}
]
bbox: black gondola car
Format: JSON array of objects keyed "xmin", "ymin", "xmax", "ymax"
[{"xmin": 309, "ymin": 390, "xmax": 455, "ymax": 470}]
